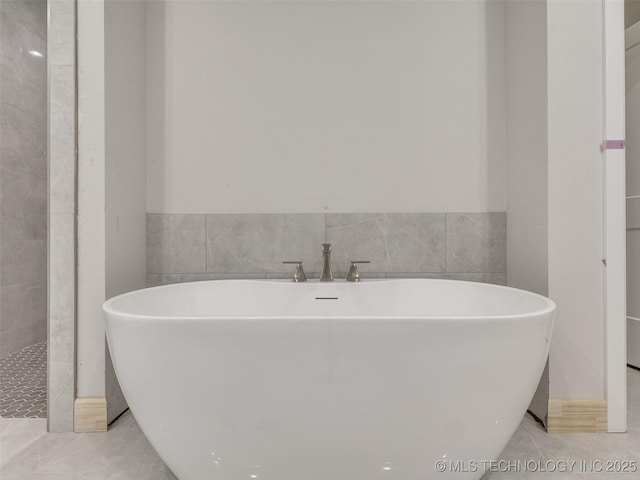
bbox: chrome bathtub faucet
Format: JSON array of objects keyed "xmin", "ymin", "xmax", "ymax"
[
  {"xmin": 282, "ymin": 261, "xmax": 306, "ymax": 282},
  {"xmin": 320, "ymin": 243, "xmax": 333, "ymax": 282},
  {"xmin": 346, "ymin": 261, "xmax": 371, "ymax": 282}
]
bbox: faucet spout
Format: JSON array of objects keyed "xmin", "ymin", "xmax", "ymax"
[{"xmin": 320, "ymin": 243, "xmax": 333, "ymax": 282}]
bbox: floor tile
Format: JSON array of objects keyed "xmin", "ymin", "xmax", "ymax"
[
  {"xmin": 0, "ymin": 342, "xmax": 47, "ymax": 418},
  {"xmin": 0, "ymin": 417, "xmax": 46, "ymax": 466},
  {"xmin": 2, "ymin": 368, "xmax": 640, "ymax": 479}
]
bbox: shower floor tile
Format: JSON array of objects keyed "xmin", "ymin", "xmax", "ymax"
[{"xmin": 0, "ymin": 343, "xmax": 47, "ymax": 418}]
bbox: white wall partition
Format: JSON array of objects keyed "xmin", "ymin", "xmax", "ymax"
[
  {"xmin": 505, "ymin": 1, "xmax": 548, "ymax": 303},
  {"xmin": 505, "ymin": 0, "xmax": 548, "ymax": 421},
  {"xmin": 104, "ymin": 0, "xmax": 147, "ymax": 424},
  {"xmin": 146, "ymin": 0, "xmax": 506, "ymax": 214},
  {"xmin": 547, "ymin": 0, "xmax": 605, "ymax": 400},
  {"xmin": 604, "ymin": 0, "xmax": 627, "ymax": 434},
  {"xmin": 76, "ymin": 0, "xmax": 147, "ymax": 429},
  {"xmin": 77, "ymin": 0, "xmax": 106, "ymax": 403}
]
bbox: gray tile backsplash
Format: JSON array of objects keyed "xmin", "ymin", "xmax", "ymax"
[
  {"xmin": 326, "ymin": 213, "xmax": 445, "ymax": 274},
  {"xmin": 147, "ymin": 214, "xmax": 206, "ymax": 274},
  {"xmin": 206, "ymin": 214, "xmax": 325, "ymax": 274},
  {"xmin": 446, "ymin": 213, "xmax": 506, "ymax": 273},
  {"xmin": 147, "ymin": 212, "xmax": 506, "ymax": 286},
  {"xmin": 147, "ymin": 273, "xmax": 267, "ymax": 288}
]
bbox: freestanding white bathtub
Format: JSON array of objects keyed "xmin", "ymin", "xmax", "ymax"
[{"xmin": 104, "ymin": 279, "xmax": 555, "ymax": 480}]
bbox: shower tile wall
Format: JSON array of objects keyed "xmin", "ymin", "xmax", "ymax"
[
  {"xmin": 48, "ymin": 0, "xmax": 76, "ymax": 432},
  {"xmin": 147, "ymin": 213, "xmax": 506, "ymax": 286},
  {"xmin": 0, "ymin": 0, "xmax": 47, "ymax": 357}
]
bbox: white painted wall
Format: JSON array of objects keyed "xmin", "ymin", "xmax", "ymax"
[
  {"xmin": 105, "ymin": 0, "xmax": 147, "ymax": 423},
  {"xmin": 77, "ymin": 0, "xmax": 148, "ymax": 414},
  {"xmin": 73, "ymin": 0, "xmax": 615, "ymax": 430},
  {"xmin": 505, "ymin": 0, "xmax": 548, "ymax": 420},
  {"xmin": 603, "ymin": 0, "xmax": 626, "ymax": 434},
  {"xmin": 506, "ymin": 1, "xmax": 548, "ymax": 298},
  {"xmin": 77, "ymin": 0, "xmax": 106, "ymax": 399},
  {"xmin": 547, "ymin": 0, "xmax": 605, "ymax": 400},
  {"xmin": 147, "ymin": 0, "xmax": 506, "ymax": 214}
]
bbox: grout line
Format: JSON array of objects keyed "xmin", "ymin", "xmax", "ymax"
[
  {"xmin": 444, "ymin": 213, "xmax": 448, "ymax": 273},
  {"xmin": 323, "ymin": 213, "xmax": 327, "ymax": 243},
  {"xmin": 0, "ymin": 343, "xmax": 47, "ymax": 419},
  {"xmin": 204, "ymin": 214, "xmax": 208, "ymax": 274}
]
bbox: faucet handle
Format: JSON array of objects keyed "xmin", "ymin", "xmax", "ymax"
[
  {"xmin": 283, "ymin": 261, "xmax": 306, "ymax": 282},
  {"xmin": 346, "ymin": 261, "xmax": 371, "ymax": 282}
]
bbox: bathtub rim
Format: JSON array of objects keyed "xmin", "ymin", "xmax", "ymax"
[{"xmin": 103, "ymin": 278, "xmax": 556, "ymax": 322}]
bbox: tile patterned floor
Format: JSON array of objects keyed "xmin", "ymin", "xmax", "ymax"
[
  {"xmin": 1, "ymin": 368, "xmax": 639, "ymax": 479},
  {"xmin": 0, "ymin": 342, "xmax": 47, "ymax": 418}
]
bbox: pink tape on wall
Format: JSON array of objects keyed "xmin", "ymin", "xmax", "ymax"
[{"xmin": 601, "ymin": 139, "xmax": 626, "ymax": 151}]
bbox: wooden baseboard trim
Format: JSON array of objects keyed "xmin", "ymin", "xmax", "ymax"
[
  {"xmin": 547, "ymin": 398, "xmax": 607, "ymax": 433},
  {"xmin": 74, "ymin": 397, "xmax": 107, "ymax": 432}
]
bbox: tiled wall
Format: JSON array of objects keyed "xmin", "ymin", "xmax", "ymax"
[
  {"xmin": 147, "ymin": 213, "xmax": 506, "ymax": 286},
  {"xmin": 0, "ymin": 0, "xmax": 47, "ymax": 357},
  {"xmin": 49, "ymin": 0, "xmax": 77, "ymax": 432}
]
